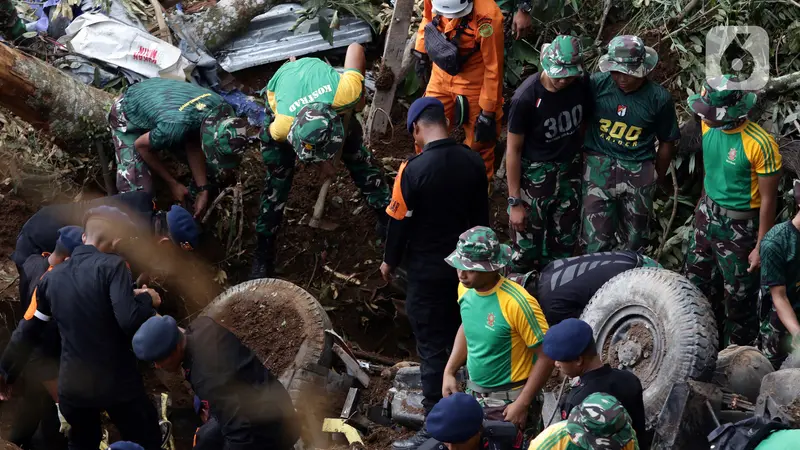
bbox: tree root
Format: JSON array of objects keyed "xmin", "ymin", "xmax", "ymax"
[{"xmin": 656, "ymin": 163, "xmax": 679, "ymax": 262}]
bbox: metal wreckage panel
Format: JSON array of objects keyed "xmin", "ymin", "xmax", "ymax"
[{"xmin": 216, "ymin": 3, "xmax": 373, "ymax": 73}]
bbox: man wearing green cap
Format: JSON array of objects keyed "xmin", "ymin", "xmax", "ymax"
[
  {"xmin": 683, "ymin": 75, "xmax": 781, "ymax": 347},
  {"xmin": 529, "ymin": 392, "xmax": 639, "ymax": 449},
  {"xmin": 109, "ymin": 78, "xmax": 252, "ymax": 220},
  {"xmin": 506, "ymin": 35, "xmax": 593, "ymax": 272},
  {"xmin": 581, "ymin": 35, "xmax": 680, "ymax": 254},
  {"xmin": 252, "ymin": 43, "xmax": 391, "ymax": 279},
  {"xmin": 441, "ymin": 226, "xmax": 553, "ymax": 445}
]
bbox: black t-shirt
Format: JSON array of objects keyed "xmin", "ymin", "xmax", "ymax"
[
  {"xmin": 507, "ymin": 73, "xmax": 594, "ymax": 162},
  {"xmin": 535, "ymin": 251, "xmax": 643, "ymax": 325},
  {"xmin": 559, "ymin": 365, "xmax": 651, "ymax": 450}
]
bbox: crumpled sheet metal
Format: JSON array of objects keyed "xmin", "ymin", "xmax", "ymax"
[{"xmin": 215, "ymin": 3, "xmax": 373, "ymax": 73}]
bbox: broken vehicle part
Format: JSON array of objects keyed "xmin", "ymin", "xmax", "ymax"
[
  {"xmin": 712, "ymin": 345, "xmax": 774, "ymax": 403},
  {"xmin": 215, "ymin": 4, "xmax": 372, "ymax": 73}
]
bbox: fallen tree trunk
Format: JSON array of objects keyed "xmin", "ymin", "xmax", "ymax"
[
  {"xmin": 0, "ymin": 43, "xmax": 114, "ymax": 151},
  {"xmin": 168, "ymin": 0, "xmax": 278, "ymax": 54},
  {"xmin": 763, "ymin": 71, "xmax": 800, "ymax": 98}
]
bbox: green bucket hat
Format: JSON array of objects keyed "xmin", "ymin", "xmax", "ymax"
[
  {"xmin": 598, "ymin": 35, "xmax": 658, "ymax": 78},
  {"xmin": 566, "ymin": 393, "xmax": 637, "ymax": 450},
  {"xmin": 445, "ymin": 226, "xmax": 512, "ymax": 272},
  {"xmin": 200, "ymin": 104, "xmax": 250, "ymax": 169},
  {"xmin": 541, "ymin": 35, "xmax": 585, "ymax": 79},
  {"xmin": 687, "ymin": 75, "xmax": 757, "ymax": 122},
  {"xmin": 288, "ymin": 103, "xmax": 345, "ymax": 163}
]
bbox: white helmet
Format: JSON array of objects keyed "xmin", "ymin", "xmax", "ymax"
[{"xmin": 432, "ymin": 0, "xmax": 474, "ymax": 19}]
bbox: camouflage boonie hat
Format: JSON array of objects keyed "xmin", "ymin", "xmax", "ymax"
[
  {"xmin": 687, "ymin": 75, "xmax": 757, "ymax": 123},
  {"xmin": 445, "ymin": 226, "xmax": 512, "ymax": 272},
  {"xmin": 200, "ymin": 104, "xmax": 249, "ymax": 169},
  {"xmin": 541, "ymin": 35, "xmax": 585, "ymax": 79},
  {"xmin": 288, "ymin": 102, "xmax": 344, "ymax": 163},
  {"xmin": 598, "ymin": 35, "xmax": 658, "ymax": 78},
  {"xmin": 566, "ymin": 393, "xmax": 636, "ymax": 450}
]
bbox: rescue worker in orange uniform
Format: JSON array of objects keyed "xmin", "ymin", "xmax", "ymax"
[{"xmin": 413, "ymin": 0, "xmax": 505, "ymax": 182}]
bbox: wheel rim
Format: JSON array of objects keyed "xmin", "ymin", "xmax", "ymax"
[{"xmin": 595, "ymin": 305, "xmax": 665, "ymax": 387}]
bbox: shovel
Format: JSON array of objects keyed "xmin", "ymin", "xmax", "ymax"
[{"xmin": 307, "ymin": 112, "xmax": 353, "ymax": 231}]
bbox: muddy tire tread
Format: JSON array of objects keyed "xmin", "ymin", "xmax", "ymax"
[{"xmin": 581, "ymin": 267, "xmax": 718, "ymax": 422}]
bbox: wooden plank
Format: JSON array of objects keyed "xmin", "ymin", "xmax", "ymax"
[
  {"xmin": 341, "ymin": 387, "xmax": 360, "ymax": 418},
  {"xmin": 366, "ymin": 0, "xmax": 415, "ymax": 138}
]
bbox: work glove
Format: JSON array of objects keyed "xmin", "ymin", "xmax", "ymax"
[
  {"xmin": 413, "ymin": 50, "xmax": 431, "ymax": 89},
  {"xmin": 56, "ymin": 403, "xmax": 71, "ymax": 436},
  {"xmin": 474, "ymin": 111, "xmax": 497, "ymax": 143}
]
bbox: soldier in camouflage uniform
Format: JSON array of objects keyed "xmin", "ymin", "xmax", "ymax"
[
  {"xmin": 0, "ymin": 0, "xmax": 26, "ymax": 41},
  {"xmin": 253, "ymin": 45, "xmax": 391, "ymax": 279},
  {"xmin": 441, "ymin": 226, "xmax": 552, "ymax": 448},
  {"xmin": 683, "ymin": 75, "xmax": 782, "ymax": 348},
  {"xmin": 108, "ymin": 78, "xmax": 250, "ymax": 220},
  {"xmin": 506, "ymin": 35, "xmax": 592, "ymax": 273},
  {"xmin": 529, "ymin": 392, "xmax": 639, "ymax": 449},
  {"xmin": 581, "ymin": 35, "xmax": 680, "ymax": 254},
  {"xmin": 756, "ymin": 180, "xmax": 800, "ymax": 368}
]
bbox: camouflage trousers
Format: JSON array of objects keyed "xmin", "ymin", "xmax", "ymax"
[
  {"xmin": 683, "ymin": 196, "xmax": 760, "ymax": 347},
  {"xmin": 580, "ymin": 152, "xmax": 656, "ymax": 254},
  {"xmin": 509, "ymin": 153, "xmax": 581, "ymax": 273},
  {"xmin": 109, "ymin": 96, "xmax": 225, "ymax": 193},
  {"xmin": 757, "ymin": 287, "xmax": 800, "ymax": 368},
  {"xmin": 0, "ymin": 0, "xmax": 26, "ymax": 41},
  {"xmin": 467, "ymin": 387, "xmax": 543, "ymax": 446},
  {"xmin": 256, "ymin": 119, "xmax": 390, "ymax": 238}
]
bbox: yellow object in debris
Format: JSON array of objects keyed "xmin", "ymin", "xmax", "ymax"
[{"xmin": 322, "ymin": 418, "xmax": 364, "ymax": 444}]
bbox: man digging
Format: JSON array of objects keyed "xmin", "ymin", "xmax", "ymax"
[
  {"xmin": 252, "ymin": 43, "xmax": 392, "ymax": 279},
  {"xmin": 133, "ymin": 315, "xmax": 300, "ymax": 450},
  {"xmin": 441, "ymin": 226, "xmax": 553, "ymax": 446},
  {"xmin": 108, "ymin": 78, "xmax": 252, "ymax": 219}
]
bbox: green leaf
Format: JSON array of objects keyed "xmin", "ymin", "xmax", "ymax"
[
  {"xmin": 689, "ymin": 35, "xmax": 703, "ymax": 47},
  {"xmin": 510, "ymin": 39, "xmax": 539, "ymax": 66},
  {"xmin": 403, "ymin": 70, "xmax": 421, "ymax": 97},
  {"xmin": 318, "ymin": 15, "xmax": 334, "ymax": 46}
]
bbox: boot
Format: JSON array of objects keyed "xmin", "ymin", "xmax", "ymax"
[
  {"xmin": 375, "ymin": 209, "xmax": 390, "ymax": 241},
  {"xmin": 249, "ymin": 234, "xmax": 277, "ymax": 280},
  {"xmin": 392, "ymin": 429, "xmax": 432, "ymax": 450}
]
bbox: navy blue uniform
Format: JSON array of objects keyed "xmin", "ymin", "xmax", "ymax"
[
  {"xmin": 0, "ymin": 245, "xmax": 161, "ymax": 450},
  {"xmin": 183, "ymin": 317, "xmax": 299, "ymax": 450}
]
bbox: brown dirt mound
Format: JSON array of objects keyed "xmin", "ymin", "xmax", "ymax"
[
  {"xmin": 0, "ymin": 191, "xmax": 35, "ymax": 258},
  {"xmin": 215, "ymin": 294, "xmax": 306, "ymax": 376}
]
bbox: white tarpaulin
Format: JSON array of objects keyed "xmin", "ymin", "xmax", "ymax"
[{"xmin": 59, "ymin": 13, "xmax": 194, "ymax": 81}]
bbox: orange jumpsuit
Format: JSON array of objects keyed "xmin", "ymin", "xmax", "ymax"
[{"xmin": 414, "ymin": 0, "xmax": 505, "ymax": 181}]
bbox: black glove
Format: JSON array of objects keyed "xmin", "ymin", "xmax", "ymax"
[
  {"xmin": 413, "ymin": 50, "xmax": 431, "ymax": 88},
  {"xmin": 474, "ymin": 112, "xmax": 497, "ymax": 143}
]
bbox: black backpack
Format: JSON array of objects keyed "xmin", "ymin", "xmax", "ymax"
[{"xmin": 708, "ymin": 415, "xmax": 790, "ymax": 450}]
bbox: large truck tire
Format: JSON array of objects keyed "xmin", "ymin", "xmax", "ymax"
[
  {"xmin": 203, "ymin": 278, "xmax": 334, "ymax": 448},
  {"xmin": 580, "ymin": 267, "xmax": 718, "ymax": 425}
]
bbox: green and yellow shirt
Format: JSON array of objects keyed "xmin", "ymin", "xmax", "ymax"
[
  {"xmin": 701, "ymin": 120, "xmax": 781, "ymax": 210},
  {"xmin": 265, "ymin": 58, "xmax": 364, "ymax": 142},
  {"xmin": 457, "ymin": 277, "xmax": 549, "ymax": 389},
  {"xmin": 122, "ymin": 78, "xmax": 224, "ymax": 151},
  {"xmin": 528, "ymin": 422, "xmax": 639, "ymax": 450}
]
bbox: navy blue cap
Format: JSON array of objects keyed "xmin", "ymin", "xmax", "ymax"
[
  {"xmin": 55, "ymin": 226, "xmax": 84, "ymax": 255},
  {"xmin": 132, "ymin": 315, "xmax": 181, "ymax": 362},
  {"xmin": 167, "ymin": 205, "xmax": 200, "ymax": 250},
  {"xmin": 543, "ymin": 318, "xmax": 594, "ymax": 362},
  {"xmin": 407, "ymin": 97, "xmax": 445, "ymax": 133},
  {"xmin": 426, "ymin": 393, "xmax": 484, "ymax": 443},
  {"xmin": 109, "ymin": 442, "xmax": 144, "ymax": 450},
  {"xmin": 83, "ymin": 205, "xmax": 134, "ymax": 228}
]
